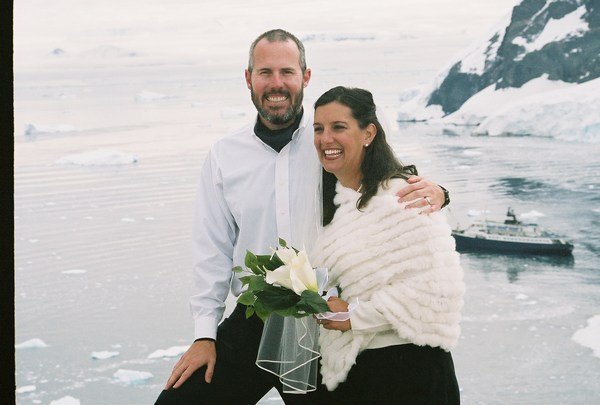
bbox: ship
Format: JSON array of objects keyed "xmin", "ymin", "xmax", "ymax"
[{"xmin": 452, "ymin": 208, "xmax": 574, "ymax": 256}]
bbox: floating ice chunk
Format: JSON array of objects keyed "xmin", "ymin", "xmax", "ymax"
[
  {"xmin": 113, "ymin": 369, "xmax": 154, "ymax": 385},
  {"xmin": 462, "ymin": 150, "xmax": 483, "ymax": 157},
  {"xmin": 56, "ymin": 150, "xmax": 138, "ymax": 166},
  {"xmin": 135, "ymin": 91, "xmax": 169, "ymax": 102},
  {"xmin": 519, "ymin": 210, "xmax": 546, "ymax": 220},
  {"xmin": 50, "ymin": 396, "xmax": 81, "ymax": 405},
  {"xmin": 62, "ymin": 269, "xmax": 87, "ymax": 275},
  {"xmin": 515, "ymin": 294, "xmax": 528, "ymax": 300},
  {"xmin": 121, "ymin": 217, "xmax": 136, "ymax": 222},
  {"xmin": 148, "ymin": 345, "xmax": 189, "ymax": 359},
  {"xmin": 572, "ymin": 315, "xmax": 600, "ymax": 358},
  {"xmin": 16, "ymin": 385, "xmax": 36, "ymax": 394},
  {"xmin": 25, "ymin": 123, "xmax": 75, "ymax": 136},
  {"xmin": 220, "ymin": 107, "xmax": 246, "ymax": 119},
  {"xmin": 467, "ymin": 209, "xmax": 490, "ymax": 217},
  {"xmin": 15, "ymin": 338, "xmax": 48, "ymax": 349},
  {"xmin": 91, "ymin": 350, "xmax": 119, "ymax": 360}
]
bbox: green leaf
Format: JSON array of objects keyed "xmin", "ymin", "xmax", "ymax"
[
  {"xmin": 237, "ymin": 290, "xmax": 256, "ymax": 306},
  {"xmin": 239, "ymin": 275, "xmax": 252, "ymax": 286},
  {"xmin": 253, "ymin": 300, "xmax": 271, "ymax": 322},
  {"xmin": 299, "ymin": 290, "xmax": 329, "ymax": 313},
  {"xmin": 255, "ymin": 254, "xmax": 283, "ymax": 271},
  {"xmin": 245, "ymin": 305, "xmax": 255, "ymax": 319},
  {"xmin": 278, "ymin": 237, "xmax": 288, "ymax": 248},
  {"xmin": 274, "ymin": 306, "xmax": 301, "ymax": 318},
  {"xmin": 255, "ymin": 285, "xmax": 300, "ymax": 311},
  {"xmin": 232, "ymin": 266, "xmax": 244, "ymax": 273},
  {"xmin": 244, "ymin": 251, "xmax": 264, "ymax": 275},
  {"xmin": 247, "ymin": 276, "xmax": 268, "ymax": 291}
]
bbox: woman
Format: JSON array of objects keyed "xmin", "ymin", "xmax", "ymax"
[{"xmin": 311, "ymin": 86, "xmax": 464, "ymax": 404}]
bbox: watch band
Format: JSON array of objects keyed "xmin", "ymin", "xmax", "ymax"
[{"xmin": 439, "ymin": 185, "xmax": 450, "ymax": 209}]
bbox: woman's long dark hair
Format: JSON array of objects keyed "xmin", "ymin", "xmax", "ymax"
[{"xmin": 315, "ymin": 86, "xmax": 417, "ymax": 225}]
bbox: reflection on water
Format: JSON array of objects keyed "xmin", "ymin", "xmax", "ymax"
[{"xmin": 462, "ymin": 252, "xmax": 575, "ymax": 283}]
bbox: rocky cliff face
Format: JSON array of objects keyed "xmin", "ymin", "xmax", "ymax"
[{"xmin": 427, "ymin": 0, "xmax": 599, "ymax": 116}]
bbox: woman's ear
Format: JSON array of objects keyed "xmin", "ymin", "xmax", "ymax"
[{"xmin": 364, "ymin": 123, "xmax": 377, "ymax": 145}]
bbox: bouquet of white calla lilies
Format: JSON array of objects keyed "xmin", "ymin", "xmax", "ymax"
[
  {"xmin": 233, "ymin": 238, "xmax": 329, "ymax": 321},
  {"xmin": 266, "ymin": 248, "xmax": 319, "ymax": 294}
]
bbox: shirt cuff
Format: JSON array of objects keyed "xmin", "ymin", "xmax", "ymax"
[
  {"xmin": 194, "ymin": 316, "xmax": 219, "ymax": 340},
  {"xmin": 349, "ymin": 303, "xmax": 392, "ymax": 334}
]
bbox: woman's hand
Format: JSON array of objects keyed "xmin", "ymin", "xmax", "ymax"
[{"xmin": 317, "ymin": 296, "xmax": 351, "ymax": 331}]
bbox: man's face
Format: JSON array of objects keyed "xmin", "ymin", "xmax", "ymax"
[{"xmin": 245, "ymin": 39, "xmax": 311, "ymax": 130}]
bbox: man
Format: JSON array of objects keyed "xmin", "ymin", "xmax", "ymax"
[{"xmin": 155, "ymin": 29, "xmax": 449, "ymax": 404}]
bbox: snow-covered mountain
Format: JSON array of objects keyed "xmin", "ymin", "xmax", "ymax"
[{"xmin": 398, "ymin": 0, "xmax": 600, "ymax": 141}]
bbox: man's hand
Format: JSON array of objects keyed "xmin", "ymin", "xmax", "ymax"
[
  {"xmin": 318, "ymin": 297, "xmax": 351, "ymax": 332},
  {"xmin": 165, "ymin": 339, "xmax": 216, "ymax": 390},
  {"xmin": 396, "ymin": 176, "xmax": 445, "ymax": 214}
]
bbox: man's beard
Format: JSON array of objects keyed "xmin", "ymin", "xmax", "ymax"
[{"xmin": 251, "ymin": 88, "xmax": 304, "ymax": 126}]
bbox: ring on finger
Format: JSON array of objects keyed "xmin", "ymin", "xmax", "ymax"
[{"xmin": 424, "ymin": 196, "xmax": 432, "ymax": 206}]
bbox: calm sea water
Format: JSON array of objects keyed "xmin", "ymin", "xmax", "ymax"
[
  {"xmin": 15, "ymin": 123, "xmax": 600, "ymax": 404},
  {"xmin": 394, "ymin": 125, "xmax": 600, "ymax": 404}
]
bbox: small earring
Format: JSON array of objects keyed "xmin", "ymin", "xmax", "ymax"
[{"xmin": 364, "ymin": 143, "xmax": 369, "ymax": 147}]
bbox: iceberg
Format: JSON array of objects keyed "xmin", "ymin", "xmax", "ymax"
[
  {"xmin": 16, "ymin": 385, "xmax": 36, "ymax": 394},
  {"xmin": 519, "ymin": 210, "xmax": 546, "ymax": 220},
  {"xmin": 572, "ymin": 315, "xmax": 600, "ymax": 358},
  {"xmin": 148, "ymin": 345, "xmax": 189, "ymax": 359},
  {"xmin": 113, "ymin": 369, "xmax": 154, "ymax": 385},
  {"xmin": 24, "ymin": 123, "xmax": 75, "ymax": 136},
  {"xmin": 135, "ymin": 91, "xmax": 169, "ymax": 102},
  {"xmin": 15, "ymin": 338, "xmax": 48, "ymax": 349},
  {"xmin": 55, "ymin": 150, "xmax": 139, "ymax": 166},
  {"xmin": 49, "ymin": 396, "xmax": 81, "ymax": 405},
  {"xmin": 91, "ymin": 350, "xmax": 120, "ymax": 360},
  {"xmin": 61, "ymin": 269, "xmax": 87, "ymax": 275}
]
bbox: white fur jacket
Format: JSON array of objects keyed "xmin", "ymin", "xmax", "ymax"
[{"xmin": 312, "ymin": 179, "xmax": 465, "ymax": 391}]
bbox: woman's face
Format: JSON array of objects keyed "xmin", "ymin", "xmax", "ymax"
[{"xmin": 313, "ymin": 101, "xmax": 375, "ymax": 187}]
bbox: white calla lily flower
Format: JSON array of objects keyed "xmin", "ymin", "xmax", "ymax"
[
  {"xmin": 266, "ymin": 248, "xmax": 318, "ymax": 294},
  {"xmin": 265, "ymin": 265, "xmax": 295, "ymax": 291},
  {"xmin": 274, "ymin": 247, "xmax": 297, "ymax": 263}
]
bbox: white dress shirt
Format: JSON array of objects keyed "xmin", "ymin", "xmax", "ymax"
[{"xmin": 190, "ymin": 110, "xmax": 322, "ymax": 340}]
